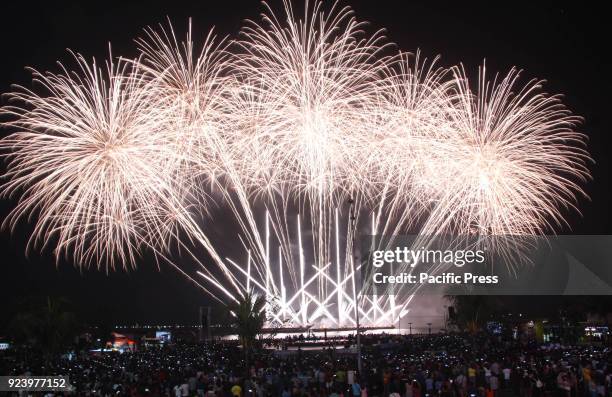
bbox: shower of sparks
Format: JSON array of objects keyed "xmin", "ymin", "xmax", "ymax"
[
  {"xmin": 0, "ymin": 51, "xmax": 191, "ymax": 268},
  {"xmin": 229, "ymin": 0, "xmax": 390, "ymax": 199},
  {"xmin": 0, "ymin": 1, "xmax": 590, "ymax": 328}
]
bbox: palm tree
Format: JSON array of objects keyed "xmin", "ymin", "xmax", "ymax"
[
  {"xmin": 8, "ymin": 296, "xmax": 79, "ymax": 365},
  {"xmin": 228, "ymin": 291, "xmax": 267, "ymax": 371},
  {"xmin": 445, "ymin": 295, "xmax": 500, "ymax": 332}
]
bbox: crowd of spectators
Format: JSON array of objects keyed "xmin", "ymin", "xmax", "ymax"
[{"xmin": 2, "ymin": 332, "xmax": 611, "ymax": 397}]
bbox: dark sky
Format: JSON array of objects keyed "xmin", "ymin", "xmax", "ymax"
[{"xmin": 0, "ymin": 1, "xmax": 610, "ymax": 326}]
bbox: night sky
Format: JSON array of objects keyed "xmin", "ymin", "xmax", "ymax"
[{"xmin": 0, "ymin": 1, "xmax": 610, "ymax": 327}]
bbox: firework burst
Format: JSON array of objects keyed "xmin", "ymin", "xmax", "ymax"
[
  {"xmin": 420, "ymin": 64, "xmax": 590, "ymax": 238},
  {"xmin": 0, "ymin": 51, "xmax": 193, "ymax": 269},
  {"xmin": 230, "ymin": 0, "xmax": 390, "ymax": 201}
]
